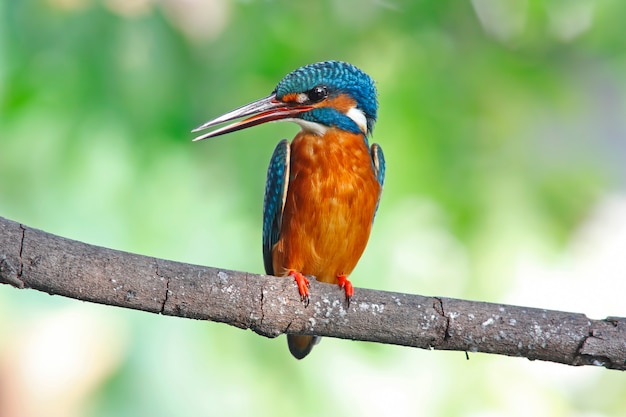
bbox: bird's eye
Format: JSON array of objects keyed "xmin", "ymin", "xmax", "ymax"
[{"xmin": 307, "ymin": 85, "xmax": 328, "ymax": 103}]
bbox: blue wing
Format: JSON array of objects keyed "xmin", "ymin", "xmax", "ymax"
[
  {"xmin": 370, "ymin": 142, "xmax": 385, "ymax": 219},
  {"xmin": 262, "ymin": 139, "xmax": 290, "ymax": 275}
]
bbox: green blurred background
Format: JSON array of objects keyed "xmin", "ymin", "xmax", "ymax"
[{"xmin": 1, "ymin": 0, "xmax": 625, "ymax": 416}]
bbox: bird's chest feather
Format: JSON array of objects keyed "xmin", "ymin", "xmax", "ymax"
[{"xmin": 273, "ymin": 130, "xmax": 380, "ymax": 282}]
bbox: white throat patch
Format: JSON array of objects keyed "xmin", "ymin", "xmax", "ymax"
[{"xmin": 287, "ymin": 118, "xmax": 329, "ymax": 136}]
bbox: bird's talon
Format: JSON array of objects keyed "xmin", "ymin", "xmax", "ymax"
[
  {"xmin": 289, "ymin": 270, "xmax": 310, "ymax": 307},
  {"xmin": 337, "ymin": 273, "xmax": 354, "ymax": 306}
]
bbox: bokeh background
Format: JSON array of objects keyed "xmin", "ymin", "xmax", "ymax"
[{"xmin": 1, "ymin": 0, "xmax": 625, "ymax": 416}]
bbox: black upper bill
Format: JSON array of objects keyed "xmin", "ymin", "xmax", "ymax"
[{"xmin": 192, "ymin": 94, "xmax": 312, "ymax": 141}]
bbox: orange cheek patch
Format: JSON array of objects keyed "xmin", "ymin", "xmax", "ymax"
[{"xmin": 316, "ymin": 94, "xmax": 356, "ymax": 112}]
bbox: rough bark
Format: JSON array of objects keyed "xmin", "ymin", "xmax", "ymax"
[{"xmin": 0, "ymin": 216, "xmax": 624, "ymax": 370}]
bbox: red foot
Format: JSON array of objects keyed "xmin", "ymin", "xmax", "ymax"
[
  {"xmin": 337, "ymin": 273, "xmax": 354, "ymax": 306},
  {"xmin": 288, "ymin": 270, "xmax": 310, "ymax": 307}
]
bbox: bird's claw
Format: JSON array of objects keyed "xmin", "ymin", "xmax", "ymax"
[
  {"xmin": 289, "ymin": 270, "xmax": 310, "ymax": 307},
  {"xmin": 337, "ymin": 274, "xmax": 353, "ymax": 308}
]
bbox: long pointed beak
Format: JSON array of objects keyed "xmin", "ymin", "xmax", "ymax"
[{"xmin": 192, "ymin": 94, "xmax": 313, "ymax": 141}]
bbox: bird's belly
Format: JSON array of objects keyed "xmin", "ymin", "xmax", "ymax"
[
  {"xmin": 277, "ymin": 184, "xmax": 375, "ymax": 283},
  {"xmin": 272, "ymin": 133, "xmax": 380, "ymax": 284}
]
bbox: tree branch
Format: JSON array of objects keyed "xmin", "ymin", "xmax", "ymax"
[{"xmin": 0, "ymin": 215, "xmax": 624, "ymax": 370}]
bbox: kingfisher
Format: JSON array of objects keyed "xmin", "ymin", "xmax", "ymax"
[{"xmin": 192, "ymin": 61, "xmax": 385, "ymax": 359}]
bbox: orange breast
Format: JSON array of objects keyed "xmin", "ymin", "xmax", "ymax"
[{"xmin": 272, "ymin": 129, "xmax": 381, "ymax": 284}]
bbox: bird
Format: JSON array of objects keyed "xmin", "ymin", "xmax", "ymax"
[{"xmin": 192, "ymin": 61, "xmax": 385, "ymax": 359}]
